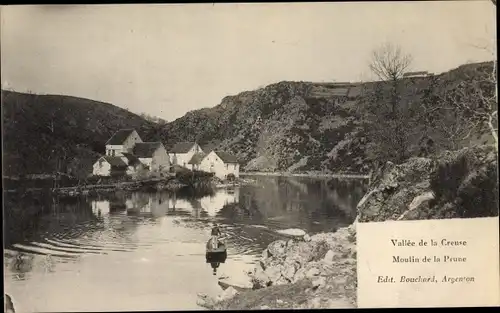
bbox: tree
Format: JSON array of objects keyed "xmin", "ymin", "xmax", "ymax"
[
  {"xmin": 415, "ymin": 0, "xmax": 497, "ymax": 152},
  {"xmin": 369, "ymin": 42, "xmax": 413, "ymax": 82},
  {"xmin": 365, "ymin": 43, "xmax": 416, "ymax": 163},
  {"xmin": 443, "ymin": 61, "xmax": 497, "ymax": 150}
]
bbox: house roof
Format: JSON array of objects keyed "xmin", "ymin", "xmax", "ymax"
[
  {"xmin": 214, "ymin": 151, "xmax": 239, "ymax": 164},
  {"xmin": 133, "ymin": 142, "xmax": 163, "ymax": 158},
  {"xmin": 106, "ymin": 129, "xmax": 136, "ymax": 145},
  {"xmin": 102, "ymin": 156, "xmax": 128, "ymax": 168},
  {"xmin": 201, "ymin": 143, "xmax": 216, "ymax": 153},
  {"xmin": 170, "ymin": 142, "xmax": 197, "ymax": 153},
  {"xmin": 188, "ymin": 152, "xmax": 206, "ymax": 165},
  {"xmin": 403, "ymin": 71, "xmax": 428, "ymax": 77}
]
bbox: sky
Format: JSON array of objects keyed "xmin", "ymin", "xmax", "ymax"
[{"xmin": 1, "ymin": 1, "xmax": 497, "ymax": 121}]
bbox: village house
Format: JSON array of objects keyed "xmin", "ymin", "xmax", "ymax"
[
  {"xmin": 92, "ymin": 156, "xmax": 129, "ymax": 177},
  {"xmin": 403, "ymin": 71, "xmax": 433, "ymax": 78},
  {"xmin": 105, "ymin": 129, "xmax": 142, "ymax": 157},
  {"xmin": 92, "ymin": 129, "xmax": 170, "ymax": 177},
  {"xmin": 187, "ymin": 152, "xmax": 206, "ymax": 171},
  {"xmin": 199, "ymin": 150, "xmax": 240, "ymax": 180},
  {"xmin": 132, "ymin": 142, "xmax": 170, "ymax": 172},
  {"xmin": 168, "ymin": 142, "xmax": 203, "ymax": 168}
]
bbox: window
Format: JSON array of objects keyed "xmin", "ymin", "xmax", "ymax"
[{"xmin": 225, "ymin": 164, "xmax": 228, "ymax": 169}]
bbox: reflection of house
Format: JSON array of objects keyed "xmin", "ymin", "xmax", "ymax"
[
  {"xmin": 165, "ymin": 188, "xmax": 239, "ymax": 217},
  {"xmin": 92, "ymin": 129, "xmax": 170, "ymax": 177},
  {"xmin": 199, "ymin": 150, "xmax": 240, "ymax": 180},
  {"xmin": 199, "ymin": 187, "xmax": 239, "ymax": 216},
  {"xmin": 92, "ymin": 200, "xmax": 110, "ymax": 216},
  {"xmin": 126, "ymin": 192, "xmax": 170, "ymax": 217},
  {"xmin": 168, "ymin": 142, "xmax": 203, "ymax": 168}
]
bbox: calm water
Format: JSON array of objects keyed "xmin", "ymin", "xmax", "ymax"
[{"xmin": 3, "ymin": 176, "xmax": 367, "ymax": 312}]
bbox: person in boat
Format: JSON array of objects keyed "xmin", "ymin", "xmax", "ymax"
[{"xmin": 210, "ymin": 223, "xmax": 222, "ymax": 250}]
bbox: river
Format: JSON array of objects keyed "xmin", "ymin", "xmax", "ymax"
[{"xmin": 3, "ymin": 176, "xmax": 367, "ymax": 312}]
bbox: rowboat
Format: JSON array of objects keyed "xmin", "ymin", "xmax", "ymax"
[{"xmin": 205, "ymin": 237, "xmax": 227, "ymax": 263}]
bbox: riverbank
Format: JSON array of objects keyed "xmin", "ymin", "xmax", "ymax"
[
  {"xmin": 241, "ymin": 171, "xmax": 369, "ymax": 179},
  {"xmin": 52, "ymin": 177, "xmax": 187, "ymax": 197},
  {"xmin": 4, "ymin": 174, "xmax": 255, "ymax": 198}
]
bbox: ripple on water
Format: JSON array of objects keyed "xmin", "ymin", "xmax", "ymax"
[
  {"xmin": 53, "ymin": 239, "xmax": 135, "ymax": 252},
  {"xmin": 10, "ymin": 243, "xmax": 80, "ymax": 259}
]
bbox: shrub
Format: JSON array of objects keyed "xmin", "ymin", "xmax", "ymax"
[
  {"xmin": 176, "ymin": 169, "xmax": 214, "ymax": 185},
  {"xmin": 455, "ymin": 162, "xmax": 499, "ymax": 218},
  {"xmin": 430, "ymin": 154, "xmax": 469, "ymax": 203},
  {"xmin": 429, "ymin": 146, "xmax": 499, "ymax": 218}
]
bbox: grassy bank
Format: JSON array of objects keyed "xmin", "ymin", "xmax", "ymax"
[{"xmin": 4, "ymin": 169, "xmax": 219, "ymax": 197}]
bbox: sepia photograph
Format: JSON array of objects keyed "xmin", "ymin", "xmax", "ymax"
[{"xmin": 2, "ymin": 1, "xmax": 498, "ymax": 312}]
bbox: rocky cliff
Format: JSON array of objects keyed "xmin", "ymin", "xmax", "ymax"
[
  {"xmin": 163, "ymin": 81, "xmax": 368, "ymax": 173},
  {"xmin": 162, "ymin": 61, "xmax": 495, "ymax": 174}
]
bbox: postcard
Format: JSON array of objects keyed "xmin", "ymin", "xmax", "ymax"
[{"xmin": 2, "ymin": 2, "xmax": 498, "ymax": 312}]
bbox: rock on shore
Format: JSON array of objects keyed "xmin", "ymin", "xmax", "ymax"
[{"xmin": 200, "ymin": 225, "xmax": 357, "ymax": 310}]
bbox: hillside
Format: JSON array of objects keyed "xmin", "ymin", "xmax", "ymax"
[
  {"xmin": 2, "ymin": 61, "xmax": 494, "ymax": 179},
  {"xmin": 161, "ymin": 61, "xmax": 496, "ymax": 173},
  {"xmin": 1, "ymin": 90, "xmax": 162, "ymax": 178}
]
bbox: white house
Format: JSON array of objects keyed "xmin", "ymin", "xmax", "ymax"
[
  {"xmin": 132, "ymin": 142, "xmax": 170, "ymax": 173},
  {"xmin": 199, "ymin": 150, "xmax": 240, "ymax": 180},
  {"xmin": 105, "ymin": 129, "xmax": 142, "ymax": 157},
  {"xmin": 92, "ymin": 156, "xmax": 129, "ymax": 176},
  {"xmin": 187, "ymin": 152, "xmax": 206, "ymax": 171},
  {"xmin": 168, "ymin": 142, "xmax": 203, "ymax": 168},
  {"xmin": 92, "ymin": 129, "xmax": 170, "ymax": 177},
  {"xmin": 403, "ymin": 71, "xmax": 432, "ymax": 78}
]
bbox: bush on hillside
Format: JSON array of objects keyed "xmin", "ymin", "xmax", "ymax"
[{"xmin": 429, "ymin": 146, "xmax": 499, "ymax": 218}]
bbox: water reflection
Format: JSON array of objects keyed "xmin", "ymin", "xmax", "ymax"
[{"xmin": 3, "ymin": 176, "xmax": 367, "ymax": 312}]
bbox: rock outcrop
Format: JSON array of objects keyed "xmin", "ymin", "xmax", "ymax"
[
  {"xmin": 246, "ymin": 225, "xmax": 357, "ymax": 308},
  {"xmin": 160, "ymin": 62, "xmax": 494, "ymax": 174},
  {"xmin": 358, "ymin": 145, "xmax": 498, "ymax": 222}
]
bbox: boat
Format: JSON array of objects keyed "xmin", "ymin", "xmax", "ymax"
[{"xmin": 205, "ymin": 237, "xmax": 227, "ymax": 263}]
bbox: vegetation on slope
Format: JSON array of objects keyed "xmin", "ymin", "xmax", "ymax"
[{"xmin": 1, "ymin": 90, "xmax": 164, "ymax": 178}]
